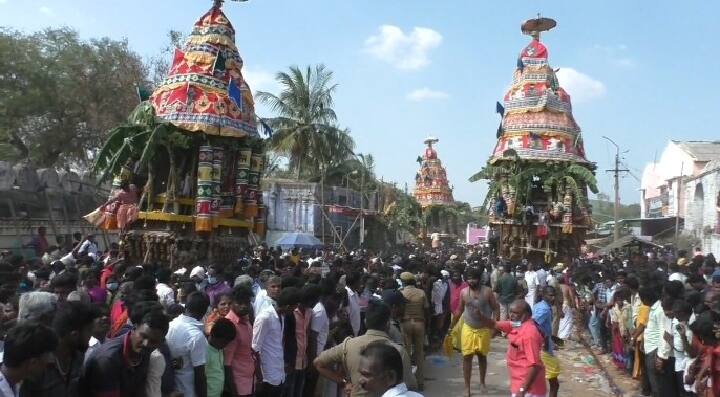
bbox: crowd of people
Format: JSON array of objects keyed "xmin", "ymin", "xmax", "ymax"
[{"xmin": 0, "ymin": 227, "xmax": 718, "ymax": 397}]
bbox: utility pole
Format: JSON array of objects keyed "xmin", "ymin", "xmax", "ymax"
[{"xmin": 602, "ymin": 136, "xmax": 629, "ymax": 242}]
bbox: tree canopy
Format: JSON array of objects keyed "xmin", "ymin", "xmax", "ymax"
[
  {"xmin": 0, "ymin": 27, "xmax": 149, "ymax": 168},
  {"xmin": 256, "ymin": 64, "xmax": 355, "ymax": 179}
]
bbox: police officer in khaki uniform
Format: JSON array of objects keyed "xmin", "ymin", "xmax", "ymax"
[
  {"xmin": 313, "ymin": 300, "xmax": 417, "ymax": 397},
  {"xmin": 399, "ymin": 271, "xmax": 429, "ymax": 391}
]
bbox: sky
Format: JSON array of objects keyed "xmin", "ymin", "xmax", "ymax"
[{"xmin": 2, "ymin": 0, "xmax": 719, "ymax": 206}]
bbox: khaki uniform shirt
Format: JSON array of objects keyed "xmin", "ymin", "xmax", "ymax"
[
  {"xmin": 401, "ymin": 286, "xmax": 429, "ymax": 321},
  {"xmin": 314, "ymin": 330, "xmax": 417, "ymax": 397}
]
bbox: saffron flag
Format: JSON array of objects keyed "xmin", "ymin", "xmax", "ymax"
[{"xmin": 228, "ymin": 78, "xmax": 243, "ymax": 111}]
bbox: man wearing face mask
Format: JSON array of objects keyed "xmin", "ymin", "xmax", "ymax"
[
  {"xmin": 223, "ymin": 285, "xmax": 255, "ymax": 397},
  {"xmin": 476, "ymin": 300, "xmax": 547, "ymax": 397},
  {"xmin": 206, "ymin": 264, "xmax": 232, "ymax": 308},
  {"xmin": 80, "ymin": 309, "xmax": 170, "ymax": 397},
  {"xmin": 449, "ymin": 267, "xmax": 499, "ymax": 396},
  {"xmin": 20, "ymin": 302, "xmax": 99, "ymax": 397}
]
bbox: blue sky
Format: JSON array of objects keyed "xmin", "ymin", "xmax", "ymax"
[{"xmin": 2, "ymin": 0, "xmax": 718, "ymax": 206}]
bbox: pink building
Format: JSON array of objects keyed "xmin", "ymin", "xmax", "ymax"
[{"xmin": 640, "ymin": 141, "xmax": 720, "ymax": 219}]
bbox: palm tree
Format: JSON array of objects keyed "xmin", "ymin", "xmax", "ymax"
[{"xmin": 256, "ymin": 64, "xmax": 354, "ymax": 179}]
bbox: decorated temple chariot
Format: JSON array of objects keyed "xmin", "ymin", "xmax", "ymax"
[
  {"xmin": 414, "ymin": 137, "xmax": 459, "ymax": 245},
  {"xmin": 477, "ymin": 16, "xmax": 598, "ymax": 261},
  {"xmin": 87, "ymin": 0, "xmax": 267, "ymax": 266}
]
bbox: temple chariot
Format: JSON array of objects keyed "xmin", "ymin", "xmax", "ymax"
[
  {"xmin": 478, "ymin": 16, "xmax": 598, "ymax": 262},
  {"xmin": 88, "ymin": 0, "xmax": 267, "ymax": 267}
]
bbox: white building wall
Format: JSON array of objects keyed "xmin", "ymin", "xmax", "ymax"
[
  {"xmin": 683, "ymin": 169, "xmax": 720, "ymax": 254},
  {"xmin": 641, "ymin": 141, "xmax": 702, "ymax": 218}
]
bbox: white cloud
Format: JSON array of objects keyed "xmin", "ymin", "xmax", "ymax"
[
  {"xmin": 406, "ymin": 88, "xmax": 449, "ymax": 101},
  {"xmin": 593, "ymin": 44, "xmax": 637, "ymax": 69},
  {"xmin": 242, "ymin": 68, "xmax": 278, "ymax": 94},
  {"xmin": 555, "ymin": 67, "xmax": 606, "ymax": 103},
  {"xmin": 39, "ymin": 5, "xmax": 52, "ymax": 14},
  {"xmin": 364, "ymin": 25, "xmax": 442, "ymax": 70}
]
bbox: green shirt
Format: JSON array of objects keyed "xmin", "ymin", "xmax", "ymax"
[
  {"xmin": 206, "ymin": 345, "xmax": 224, "ymax": 397},
  {"xmin": 496, "ymin": 273, "xmax": 518, "ymax": 305}
]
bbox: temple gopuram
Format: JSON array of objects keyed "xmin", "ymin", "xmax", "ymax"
[
  {"xmin": 89, "ymin": 0, "xmax": 266, "ymax": 266},
  {"xmin": 414, "ymin": 137, "xmax": 459, "ymax": 244},
  {"xmin": 479, "ymin": 17, "xmax": 598, "ymax": 262}
]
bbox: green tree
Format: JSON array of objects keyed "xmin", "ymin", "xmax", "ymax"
[
  {"xmin": 0, "ymin": 27, "xmax": 150, "ymax": 168},
  {"xmin": 256, "ymin": 64, "xmax": 354, "ymax": 179}
]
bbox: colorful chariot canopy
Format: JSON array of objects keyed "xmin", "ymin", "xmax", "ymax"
[
  {"xmin": 414, "ymin": 137, "xmax": 454, "ymax": 208},
  {"xmin": 150, "ymin": 3, "xmax": 259, "ymax": 138},
  {"xmin": 490, "ymin": 17, "xmax": 588, "ymax": 164}
]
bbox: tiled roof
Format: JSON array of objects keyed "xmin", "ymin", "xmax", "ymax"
[{"xmin": 673, "ymin": 141, "xmax": 720, "ymax": 162}]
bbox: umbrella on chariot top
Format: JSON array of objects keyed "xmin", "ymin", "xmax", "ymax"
[{"xmin": 275, "ymin": 232, "xmax": 324, "ymax": 249}]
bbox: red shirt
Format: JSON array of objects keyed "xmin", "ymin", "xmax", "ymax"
[
  {"xmin": 449, "ymin": 281, "xmax": 468, "ymax": 315},
  {"xmin": 496, "ymin": 320, "xmax": 547, "ymax": 396}
]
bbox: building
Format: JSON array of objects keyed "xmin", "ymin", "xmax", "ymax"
[
  {"xmin": 261, "ymin": 178, "xmax": 378, "ymax": 249},
  {"xmin": 640, "ymin": 140, "xmax": 720, "ymax": 219},
  {"xmin": 0, "ymin": 161, "xmax": 114, "ymax": 258},
  {"xmin": 682, "ymin": 160, "xmax": 720, "ymax": 254}
]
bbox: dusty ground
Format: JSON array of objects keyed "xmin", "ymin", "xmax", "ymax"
[{"xmin": 422, "ymin": 338, "xmax": 614, "ymax": 397}]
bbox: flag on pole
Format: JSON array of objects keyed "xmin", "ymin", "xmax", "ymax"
[
  {"xmin": 495, "ymin": 101, "xmax": 504, "ymax": 116},
  {"xmin": 228, "ymin": 78, "xmax": 243, "ymax": 111}
]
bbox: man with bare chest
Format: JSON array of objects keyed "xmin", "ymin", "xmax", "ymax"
[{"xmin": 449, "ymin": 267, "xmax": 500, "ymax": 397}]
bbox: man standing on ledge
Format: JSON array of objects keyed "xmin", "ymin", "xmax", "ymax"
[{"xmin": 449, "ymin": 267, "xmax": 500, "ymax": 396}]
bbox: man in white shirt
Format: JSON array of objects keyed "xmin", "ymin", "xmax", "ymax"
[
  {"xmin": 253, "ymin": 287, "xmax": 300, "ymax": 397},
  {"xmin": 77, "ymin": 235, "xmax": 99, "ymax": 258},
  {"xmin": 346, "ymin": 272, "xmax": 363, "ymax": 336},
  {"xmin": 253, "ymin": 276, "xmax": 282, "ymax": 318},
  {"xmin": 165, "ymin": 291, "xmax": 210, "ymax": 397},
  {"xmin": 306, "ymin": 284, "xmax": 331, "ymax": 397},
  {"xmin": 357, "ymin": 341, "xmax": 423, "ymax": 397},
  {"xmin": 524, "ymin": 264, "xmax": 539, "ymax": 307},
  {"xmin": 155, "ymin": 268, "xmax": 175, "ymax": 308}
]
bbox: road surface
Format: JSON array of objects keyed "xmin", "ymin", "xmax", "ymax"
[{"xmin": 422, "ymin": 338, "xmax": 613, "ymax": 397}]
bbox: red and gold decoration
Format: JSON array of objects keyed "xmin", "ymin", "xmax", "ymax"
[
  {"xmin": 414, "ymin": 137, "xmax": 454, "ymax": 208},
  {"xmin": 89, "ymin": 1, "xmax": 268, "ymax": 266},
  {"xmin": 480, "ymin": 16, "xmax": 597, "ymax": 261},
  {"xmin": 149, "ymin": 5, "xmax": 259, "ymax": 138}
]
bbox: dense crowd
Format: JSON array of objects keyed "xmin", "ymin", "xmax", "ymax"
[{"xmin": 0, "ymin": 227, "xmax": 718, "ymax": 397}]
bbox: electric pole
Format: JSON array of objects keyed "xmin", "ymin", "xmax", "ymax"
[{"xmin": 602, "ymin": 136, "xmax": 629, "ymax": 242}]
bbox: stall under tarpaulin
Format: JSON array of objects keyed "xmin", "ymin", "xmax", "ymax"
[{"xmin": 597, "ymin": 235, "xmax": 663, "ymax": 255}]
